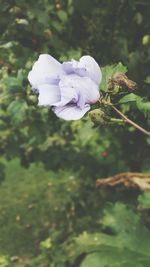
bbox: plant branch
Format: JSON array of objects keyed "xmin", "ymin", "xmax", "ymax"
[
  {"xmin": 110, "ymin": 104, "xmax": 150, "ymax": 136},
  {"xmin": 96, "ymin": 172, "xmax": 150, "ymax": 191}
]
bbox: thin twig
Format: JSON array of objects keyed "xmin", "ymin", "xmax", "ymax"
[{"xmin": 111, "ymin": 104, "xmax": 150, "ymax": 136}]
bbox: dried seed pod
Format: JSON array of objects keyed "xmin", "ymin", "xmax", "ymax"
[{"xmin": 109, "ymin": 72, "xmax": 137, "ymax": 91}]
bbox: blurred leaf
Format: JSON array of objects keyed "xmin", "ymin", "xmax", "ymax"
[
  {"xmin": 135, "ymin": 12, "xmax": 143, "ymax": 25},
  {"xmin": 57, "ymin": 10, "xmax": 68, "ymax": 22},
  {"xmin": 73, "ymin": 203, "xmax": 150, "ymax": 266},
  {"xmin": 138, "ymin": 193, "xmax": 150, "ymax": 209},
  {"xmin": 40, "ymin": 237, "xmax": 52, "ymax": 249},
  {"xmin": 0, "ymin": 162, "xmax": 5, "ymax": 183},
  {"xmin": 15, "ymin": 18, "xmax": 29, "ymax": 25},
  {"xmin": 142, "ymin": 35, "xmax": 150, "ymax": 45},
  {"xmin": 0, "ymin": 255, "xmax": 9, "ymax": 267},
  {"xmin": 101, "ymin": 63, "xmax": 127, "ymax": 92},
  {"xmin": 0, "ymin": 42, "xmax": 18, "ymax": 49},
  {"xmin": 136, "ymin": 99, "xmax": 150, "ymax": 111},
  {"xmin": 136, "ymin": 98, "xmax": 150, "ymax": 117},
  {"xmin": 145, "ymin": 76, "xmax": 150, "ymax": 84},
  {"xmin": 7, "ymin": 100, "xmax": 28, "ymax": 124},
  {"xmin": 80, "ymin": 250, "xmax": 148, "ymax": 267},
  {"xmin": 119, "ymin": 93, "xmax": 140, "ymax": 104}
]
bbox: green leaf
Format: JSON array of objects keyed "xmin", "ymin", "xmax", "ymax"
[
  {"xmin": 80, "ymin": 253, "xmax": 101, "ymax": 267},
  {"xmin": 80, "ymin": 250, "xmax": 149, "ymax": 267},
  {"xmin": 0, "ymin": 41, "xmax": 18, "ymax": 49},
  {"xmin": 57, "ymin": 10, "xmax": 68, "ymax": 22},
  {"xmin": 3, "ymin": 77, "xmax": 21, "ymax": 89},
  {"xmin": 142, "ymin": 35, "xmax": 150, "ymax": 45},
  {"xmin": 101, "ymin": 62, "xmax": 127, "ymax": 92},
  {"xmin": 138, "ymin": 193, "xmax": 150, "ymax": 209},
  {"xmin": 15, "ymin": 18, "xmax": 29, "ymax": 25},
  {"xmin": 40, "ymin": 237, "xmax": 52, "ymax": 249},
  {"xmin": 0, "ymin": 255, "xmax": 9, "ymax": 267},
  {"xmin": 73, "ymin": 203, "xmax": 150, "ymax": 267},
  {"xmin": 119, "ymin": 94, "xmax": 150, "ymax": 117},
  {"xmin": 119, "ymin": 93, "xmax": 140, "ymax": 104},
  {"xmin": 144, "ymin": 76, "xmax": 150, "ymax": 84},
  {"xmin": 0, "ymin": 162, "xmax": 5, "ymax": 183},
  {"xmin": 2, "ymin": 69, "xmax": 25, "ymax": 93},
  {"xmin": 136, "ymin": 98, "xmax": 150, "ymax": 118},
  {"xmin": 136, "ymin": 99, "xmax": 150, "ymax": 112},
  {"xmin": 7, "ymin": 100, "xmax": 28, "ymax": 124},
  {"xmin": 101, "ymin": 202, "xmax": 139, "ymax": 233}
]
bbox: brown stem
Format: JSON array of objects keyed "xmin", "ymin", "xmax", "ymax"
[{"xmin": 111, "ymin": 104, "xmax": 150, "ymax": 136}]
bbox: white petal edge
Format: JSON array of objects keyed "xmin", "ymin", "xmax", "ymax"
[
  {"xmin": 38, "ymin": 84, "xmax": 61, "ymax": 106},
  {"xmin": 75, "ymin": 55, "xmax": 102, "ymax": 85},
  {"xmin": 28, "ymin": 54, "xmax": 65, "ymax": 88},
  {"xmin": 62, "ymin": 56, "xmax": 102, "ymax": 85},
  {"xmin": 52, "ymin": 104, "xmax": 90, "ymax": 121}
]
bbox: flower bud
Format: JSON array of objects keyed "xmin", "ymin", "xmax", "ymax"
[
  {"xmin": 89, "ymin": 109, "xmax": 109, "ymax": 125},
  {"xmin": 26, "ymin": 95, "xmax": 38, "ymax": 106}
]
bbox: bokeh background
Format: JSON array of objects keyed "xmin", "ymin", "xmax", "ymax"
[{"xmin": 0, "ymin": 0, "xmax": 150, "ymax": 266}]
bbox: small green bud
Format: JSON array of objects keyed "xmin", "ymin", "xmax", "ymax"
[
  {"xmin": 26, "ymin": 95, "xmax": 38, "ymax": 106},
  {"xmin": 89, "ymin": 109, "xmax": 109, "ymax": 125}
]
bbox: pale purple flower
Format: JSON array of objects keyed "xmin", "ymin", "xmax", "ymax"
[{"xmin": 28, "ymin": 54, "xmax": 102, "ymax": 120}]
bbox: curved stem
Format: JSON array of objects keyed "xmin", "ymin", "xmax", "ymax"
[{"xmin": 111, "ymin": 104, "xmax": 150, "ymax": 136}]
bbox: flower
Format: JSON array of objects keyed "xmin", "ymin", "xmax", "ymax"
[{"xmin": 28, "ymin": 54, "xmax": 102, "ymax": 120}]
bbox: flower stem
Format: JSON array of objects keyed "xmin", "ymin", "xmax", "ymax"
[
  {"xmin": 110, "ymin": 118, "xmax": 124, "ymax": 123},
  {"xmin": 111, "ymin": 104, "xmax": 150, "ymax": 136}
]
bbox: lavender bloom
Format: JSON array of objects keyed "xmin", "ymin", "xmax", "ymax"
[{"xmin": 28, "ymin": 54, "xmax": 102, "ymax": 120}]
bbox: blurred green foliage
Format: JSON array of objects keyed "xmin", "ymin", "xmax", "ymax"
[
  {"xmin": 0, "ymin": 0, "xmax": 150, "ymax": 173},
  {"xmin": 0, "ymin": 0, "xmax": 150, "ymax": 266}
]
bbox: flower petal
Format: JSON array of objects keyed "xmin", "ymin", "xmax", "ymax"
[
  {"xmin": 62, "ymin": 56, "xmax": 102, "ymax": 85},
  {"xmin": 52, "ymin": 104, "xmax": 90, "ymax": 120},
  {"xmin": 28, "ymin": 54, "xmax": 65, "ymax": 88},
  {"xmin": 38, "ymin": 84, "xmax": 60, "ymax": 106},
  {"xmin": 53, "ymin": 75, "xmax": 78, "ymax": 107},
  {"xmin": 62, "ymin": 59, "xmax": 78, "ymax": 74},
  {"xmin": 54, "ymin": 74, "xmax": 100, "ymax": 109}
]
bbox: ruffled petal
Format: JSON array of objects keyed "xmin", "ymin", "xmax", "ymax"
[
  {"xmin": 52, "ymin": 104, "xmax": 90, "ymax": 120},
  {"xmin": 54, "ymin": 74, "xmax": 100, "ymax": 109},
  {"xmin": 53, "ymin": 75, "xmax": 78, "ymax": 107},
  {"xmin": 38, "ymin": 84, "xmax": 61, "ymax": 106},
  {"xmin": 62, "ymin": 56, "xmax": 102, "ymax": 85},
  {"xmin": 28, "ymin": 54, "xmax": 65, "ymax": 88},
  {"xmin": 62, "ymin": 59, "xmax": 78, "ymax": 74}
]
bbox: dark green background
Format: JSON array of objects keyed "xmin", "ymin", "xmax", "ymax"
[{"xmin": 0, "ymin": 1, "xmax": 150, "ymax": 266}]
